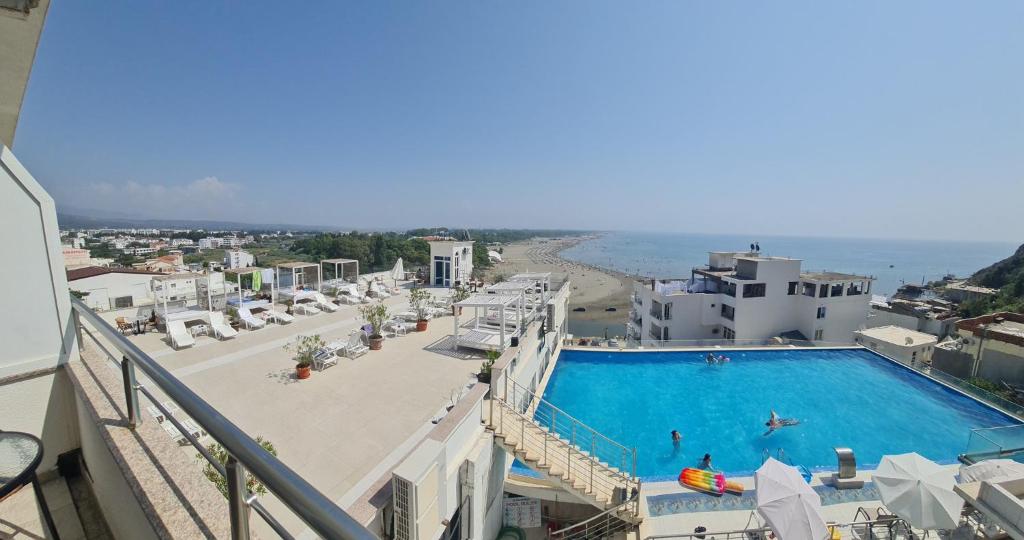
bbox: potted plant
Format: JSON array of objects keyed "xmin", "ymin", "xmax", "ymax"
[
  {"xmin": 450, "ymin": 284, "xmax": 470, "ymax": 316},
  {"xmin": 409, "ymin": 287, "xmax": 431, "ymax": 331},
  {"xmin": 226, "ymin": 307, "xmax": 241, "ymax": 330},
  {"xmin": 477, "ymin": 350, "xmax": 500, "ymax": 383},
  {"xmin": 359, "ymin": 301, "xmax": 390, "ymax": 350},
  {"xmin": 285, "ymin": 334, "xmax": 324, "ymax": 379},
  {"xmin": 198, "ymin": 437, "xmax": 276, "ymax": 498}
]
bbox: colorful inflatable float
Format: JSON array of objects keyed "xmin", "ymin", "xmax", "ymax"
[{"xmin": 678, "ymin": 468, "xmax": 744, "ymax": 495}]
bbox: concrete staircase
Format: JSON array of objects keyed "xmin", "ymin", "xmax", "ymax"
[{"xmin": 486, "ymin": 382, "xmax": 641, "ymax": 525}]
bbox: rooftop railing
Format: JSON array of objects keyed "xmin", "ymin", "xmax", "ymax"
[{"xmin": 70, "ymin": 296, "xmax": 378, "ymax": 540}]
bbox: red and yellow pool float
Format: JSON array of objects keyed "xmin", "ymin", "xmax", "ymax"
[{"xmin": 679, "ymin": 468, "xmax": 745, "ymax": 495}]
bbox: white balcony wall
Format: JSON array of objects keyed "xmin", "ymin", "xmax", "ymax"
[{"xmin": 0, "ymin": 146, "xmax": 80, "ymax": 469}]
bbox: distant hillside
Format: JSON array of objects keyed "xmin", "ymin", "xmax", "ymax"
[
  {"xmin": 971, "ymin": 243, "xmax": 1024, "ymax": 289},
  {"xmin": 56, "ymin": 212, "xmax": 342, "ymax": 233},
  {"xmin": 961, "ymin": 242, "xmax": 1024, "ymax": 316}
]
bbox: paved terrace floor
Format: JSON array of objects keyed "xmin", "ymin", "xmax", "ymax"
[{"xmin": 85, "ymin": 285, "xmax": 486, "ymax": 536}]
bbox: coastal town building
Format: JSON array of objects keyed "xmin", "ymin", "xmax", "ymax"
[
  {"xmin": 854, "ymin": 325, "xmax": 938, "ymax": 367},
  {"xmin": 932, "ymin": 312, "xmax": 1024, "ymax": 386},
  {"xmin": 866, "ymin": 297, "xmax": 961, "ymax": 338},
  {"xmin": 224, "ymin": 248, "xmax": 255, "ymax": 269},
  {"xmin": 66, "ymin": 266, "xmax": 162, "ymax": 311},
  {"xmin": 941, "ymin": 281, "xmax": 998, "ymax": 303},
  {"xmin": 61, "ymin": 245, "xmax": 92, "ymax": 267},
  {"xmin": 427, "ymin": 238, "xmax": 474, "ymax": 287},
  {"xmin": 628, "ymin": 251, "xmax": 874, "ymax": 344}
]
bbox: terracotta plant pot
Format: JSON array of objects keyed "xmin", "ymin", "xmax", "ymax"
[
  {"xmin": 296, "ymin": 365, "xmax": 311, "ymax": 379},
  {"xmin": 416, "ymin": 320, "xmax": 428, "ymax": 332},
  {"xmin": 369, "ymin": 335, "xmax": 384, "ymax": 350}
]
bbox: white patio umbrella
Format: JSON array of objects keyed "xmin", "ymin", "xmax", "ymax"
[
  {"xmin": 874, "ymin": 453, "xmax": 962, "ymax": 530},
  {"xmin": 391, "ymin": 258, "xmax": 405, "ymax": 286},
  {"xmin": 755, "ymin": 458, "xmax": 829, "ymax": 540},
  {"xmin": 959, "ymin": 459, "xmax": 1024, "ymax": 483}
]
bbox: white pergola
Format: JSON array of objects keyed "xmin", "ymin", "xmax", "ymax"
[
  {"xmin": 276, "ymin": 262, "xmax": 322, "ymax": 296},
  {"xmin": 452, "ymin": 294, "xmax": 523, "ymax": 352},
  {"xmin": 224, "ymin": 267, "xmax": 272, "ymax": 308},
  {"xmin": 509, "ymin": 272, "xmax": 552, "ymax": 304},
  {"xmin": 321, "ymin": 258, "xmax": 359, "ymax": 289}
]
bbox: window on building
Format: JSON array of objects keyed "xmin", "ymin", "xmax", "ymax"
[
  {"xmin": 788, "ymin": 281, "xmax": 798, "ymax": 295},
  {"xmin": 723, "ymin": 327, "xmax": 735, "ymax": 340},
  {"xmin": 721, "ymin": 304, "xmax": 735, "ymax": 321},
  {"xmin": 802, "ymin": 283, "xmax": 816, "ymax": 297},
  {"xmin": 831, "ymin": 283, "xmax": 844, "ymax": 297},
  {"xmin": 819, "ymin": 284, "xmax": 828, "ymax": 298},
  {"xmin": 724, "ymin": 283, "xmax": 737, "ymax": 297},
  {"xmin": 814, "ymin": 329, "xmax": 824, "ymax": 341},
  {"xmin": 816, "ymin": 306, "xmax": 827, "ymax": 319},
  {"xmin": 663, "ymin": 302, "xmax": 672, "ymax": 320},
  {"xmin": 743, "ymin": 283, "xmax": 766, "ymax": 298}
]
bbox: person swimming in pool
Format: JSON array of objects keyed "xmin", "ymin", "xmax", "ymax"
[
  {"xmin": 699, "ymin": 453, "xmax": 713, "ymax": 470},
  {"xmin": 764, "ymin": 410, "xmax": 800, "ymax": 435},
  {"xmin": 671, "ymin": 430, "xmax": 682, "ymax": 445},
  {"xmin": 706, "ymin": 353, "xmax": 715, "ymax": 365}
]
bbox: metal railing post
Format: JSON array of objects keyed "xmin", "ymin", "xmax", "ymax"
[
  {"xmin": 72, "ymin": 308, "xmax": 84, "ymax": 350},
  {"xmin": 226, "ymin": 456, "xmax": 252, "ymax": 540},
  {"xmin": 589, "ymin": 435, "xmax": 595, "ymax": 493},
  {"xmin": 121, "ymin": 356, "xmax": 141, "ymax": 428},
  {"xmin": 632, "ymin": 448, "xmax": 637, "ymax": 480}
]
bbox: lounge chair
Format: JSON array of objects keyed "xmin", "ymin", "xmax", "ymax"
[
  {"xmin": 313, "ymin": 340, "xmax": 344, "ymax": 371},
  {"xmin": 167, "ymin": 320, "xmax": 195, "ymax": 349},
  {"xmin": 209, "ymin": 312, "xmax": 238, "ymax": 340},
  {"xmin": 115, "ymin": 316, "xmax": 134, "ymax": 335},
  {"xmin": 264, "ymin": 309, "xmax": 294, "ymax": 324},
  {"xmin": 294, "ymin": 302, "xmax": 321, "ymax": 315},
  {"xmin": 345, "ymin": 332, "xmax": 369, "ymax": 358},
  {"xmin": 314, "ymin": 293, "xmax": 339, "ymax": 313},
  {"xmin": 238, "ymin": 307, "xmax": 266, "ymax": 330},
  {"xmin": 368, "ymin": 283, "xmax": 391, "ymax": 299}
]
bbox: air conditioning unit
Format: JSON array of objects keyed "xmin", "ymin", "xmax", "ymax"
[{"xmin": 393, "ymin": 440, "xmax": 445, "ymax": 540}]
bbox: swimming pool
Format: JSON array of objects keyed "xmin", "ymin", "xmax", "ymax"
[{"xmin": 537, "ymin": 348, "xmax": 1019, "ymax": 479}]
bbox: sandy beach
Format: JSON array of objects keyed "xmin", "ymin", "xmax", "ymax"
[{"xmin": 484, "ymin": 236, "xmax": 632, "ymax": 336}]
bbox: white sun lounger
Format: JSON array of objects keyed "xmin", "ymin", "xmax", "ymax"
[
  {"xmin": 209, "ymin": 312, "xmax": 238, "ymax": 340},
  {"xmin": 314, "ymin": 293, "xmax": 339, "ymax": 312},
  {"xmin": 238, "ymin": 307, "xmax": 266, "ymax": 330},
  {"xmin": 167, "ymin": 320, "xmax": 195, "ymax": 349},
  {"xmin": 294, "ymin": 303, "xmax": 321, "ymax": 315},
  {"xmin": 264, "ymin": 309, "xmax": 294, "ymax": 324},
  {"xmin": 345, "ymin": 332, "xmax": 369, "ymax": 358}
]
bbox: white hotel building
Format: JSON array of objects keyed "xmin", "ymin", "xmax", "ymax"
[{"xmin": 628, "ymin": 251, "xmax": 874, "ymax": 344}]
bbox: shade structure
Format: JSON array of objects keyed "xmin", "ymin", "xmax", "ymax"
[
  {"xmin": 391, "ymin": 258, "xmax": 405, "ymax": 281},
  {"xmin": 959, "ymin": 459, "xmax": 1024, "ymax": 483},
  {"xmin": 755, "ymin": 458, "xmax": 828, "ymax": 540},
  {"xmin": 874, "ymin": 453, "xmax": 962, "ymax": 530}
]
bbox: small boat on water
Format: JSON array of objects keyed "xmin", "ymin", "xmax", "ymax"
[
  {"xmin": 605, "ymin": 307, "xmax": 617, "ymax": 312},
  {"xmin": 572, "ymin": 307, "xmax": 586, "ymax": 312}
]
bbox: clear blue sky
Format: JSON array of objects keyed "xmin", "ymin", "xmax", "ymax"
[{"xmin": 15, "ymin": 1, "xmax": 1024, "ymax": 241}]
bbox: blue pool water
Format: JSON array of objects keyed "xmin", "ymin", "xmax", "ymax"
[{"xmin": 538, "ymin": 349, "xmax": 1019, "ymax": 479}]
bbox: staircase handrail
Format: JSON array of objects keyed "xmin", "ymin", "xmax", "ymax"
[{"xmin": 498, "ymin": 374, "xmax": 638, "ymax": 480}]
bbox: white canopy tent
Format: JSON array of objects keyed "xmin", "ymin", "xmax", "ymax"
[
  {"xmin": 276, "ymin": 262, "xmax": 322, "ymax": 297},
  {"xmin": 453, "ymin": 294, "xmax": 523, "ymax": 352},
  {"xmin": 224, "ymin": 267, "xmax": 272, "ymax": 309},
  {"xmin": 874, "ymin": 453, "xmax": 962, "ymax": 530},
  {"xmin": 321, "ymin": 258, "xmax": 359, "ymax": 290},
  {"xmin": 509, "ymin": 272, "xmax": 552, "ymax": 304}
]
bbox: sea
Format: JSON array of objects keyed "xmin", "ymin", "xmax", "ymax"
[{"xmin": 560, "ymin": 231, "xmax": 1016, "ymax": 337}]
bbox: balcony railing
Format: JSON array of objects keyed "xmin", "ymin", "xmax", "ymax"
[{"xmin": 70, "ymin": 297, "xmax": 377, "ymax": 540}]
